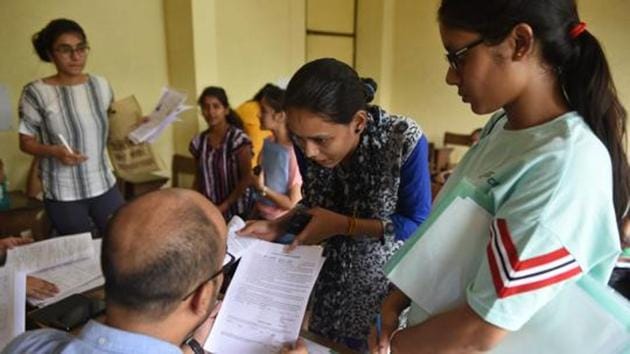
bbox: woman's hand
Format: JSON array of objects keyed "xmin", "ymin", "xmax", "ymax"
[
  {"xmin": 54, "ymin": 145, "xmax": 88, "ymax": 166},
  {"xmin": 237, "ymin": 220, "xmax": 283, "ymax": 242},
  {"xmin": 26, "ymin": 276, "xmax": 59, "ymax": 300},
  {"xmin": 287, "ymin": 207, "xmax": 347, "ymax": 251}
]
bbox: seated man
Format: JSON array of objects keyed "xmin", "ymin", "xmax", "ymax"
[{"xmin": 2, "ymin": 188, "xmax": 307, "ymax": 354}]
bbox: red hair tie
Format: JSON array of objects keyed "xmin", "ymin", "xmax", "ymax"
[{"xmin": 569, "ymin": 22, "xmax": 587, "ymax": 39}]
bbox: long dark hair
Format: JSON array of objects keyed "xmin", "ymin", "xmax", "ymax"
[
  {"xmin": 260, "ymin": 84, "xmax": 285, "ymax": 112},
  {"xmin": 284, "ymin": 58, "xmax": 377, "ymax": 124},
  {"xmin": 32, "ymin": 18, "xmax": 87, "ymax": 62},
  {"xmin": 197, "ymin": 86, "xmax": 244, "ymax": 129},
  {"xmin": 439, "ymin": 0, "xmax": 630, "ymax": 236}
]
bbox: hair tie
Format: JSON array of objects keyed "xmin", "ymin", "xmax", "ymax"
[
  {"xmin": 569, "ymin": 22, "xmax": 587, "ymax": 39},
  {"xmin": 364, "ymin": 82, "xmax": 375, "ymax": 96}
]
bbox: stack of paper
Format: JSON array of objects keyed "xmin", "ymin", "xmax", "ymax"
[
  {"xmin": 27, "ymin": 239, "xmax": 103, "ymax": 308},
  {"xmin": 128, "ymin": 87, "xmax": 192, "ymax": 144},
  {"xmin": 205, "ymin": 240, "xmax": 326, "ymax": 354},
  {"xmin": 0, "ymin": 265, "xmax": 25, "ymax": 348},
  {"xmin": 1, "ymin": 233, "xmax": 97, "ymax": 348}
]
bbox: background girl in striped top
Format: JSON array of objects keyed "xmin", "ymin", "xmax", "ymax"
[{"xmin": 190, "ymin": 86, "xmax": 254, "ymax": 221}]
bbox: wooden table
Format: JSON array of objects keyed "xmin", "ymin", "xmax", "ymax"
[{"xmin": 0, "ymin": 191, "xmax": 49, "ymax": 240}]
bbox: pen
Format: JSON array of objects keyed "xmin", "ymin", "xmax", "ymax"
[
  {"xmin": 57, "ymin": 133, "xmax": 74, "ymax": 154},
  {"xmin": 376, "ymin": 313, "xmax": 382, "ymax": 342}
]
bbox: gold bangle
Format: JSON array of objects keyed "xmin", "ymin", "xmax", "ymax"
[{"xmin": 347, "ymin": 215, "xmax": 357, "ymax": 235}]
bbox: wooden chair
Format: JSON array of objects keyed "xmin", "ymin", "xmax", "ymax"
[{"xmin": 171, "ymin": 154, "xmax": 196, "ymax": 188}]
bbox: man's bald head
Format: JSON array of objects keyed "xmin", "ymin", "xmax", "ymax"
[{"xmin": 102, "ymin": 188, "xmax": 227, "ymax": 319}]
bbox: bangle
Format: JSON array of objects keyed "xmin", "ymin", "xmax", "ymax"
[
  {"xmin": 260, "ymin": 186, "xmax": 268, "ymax": 197},
  {"xmin": 346, "ymin": 215, "xmax": 357, "ymax": 235},
  {"xmin": 389, "ymin": 328, "xmax": 403, "ymax": 345}
]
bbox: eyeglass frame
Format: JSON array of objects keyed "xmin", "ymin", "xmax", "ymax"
[
  {"xmin": 181, "ymin": 251, "xmax": 236, "ymax": 301},
  {"xmin": 445, "ymin": 37, "xmax": 484, "ymax": 71},
  {"xmin": 53, "ymin": 43, "xmax": 91, "ymax": 57}
]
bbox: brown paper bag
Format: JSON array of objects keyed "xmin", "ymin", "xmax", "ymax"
[{"xmin": 107, "ymin": 96, "xmax": 162, "ymax": 175}]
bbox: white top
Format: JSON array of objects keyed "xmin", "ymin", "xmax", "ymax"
[{"xmin": 18, "ymin": 75, "xmax": 116, "ymax": 201}]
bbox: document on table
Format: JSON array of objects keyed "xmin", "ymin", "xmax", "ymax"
[
  {"xmin": 128, "ymin": 87, "xmax": 192, "ymax": 144},
  {"xmin": 27, "ymin": 239, "xmax": 104, "ymax": 307},
  {"xmin": 5, "ymin": 233, "xmax": 94, "ymax": 273},
  {"xmin": 226, "ymin": 216, "xmax": 257, "ymax": 260},
  {"xmin": 205, "ymin": 240, "xmax": 325, "ymax": 354},
  {"xmin": 0, "ymin": 266, "xmax": 26, "ymax": 349}
]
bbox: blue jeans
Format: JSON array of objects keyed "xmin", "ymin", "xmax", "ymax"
[{"xmin": 44, "ymin": 186, "xmax": 124, "ymax": 237}]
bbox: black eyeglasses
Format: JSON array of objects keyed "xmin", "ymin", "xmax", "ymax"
[
  {"xmin": 445, "ymin": 38, "xmax": 484, "ymax": 71},
  {"xmin": 182, "ymin": 251, "xmax": 236, "ymax": 300},
  {"xmin": 54, "ymin": 44, "xmax": 90, "ymax": 57}
]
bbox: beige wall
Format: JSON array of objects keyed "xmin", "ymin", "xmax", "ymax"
[
  {"xmin": 213, "ymin": 0, "xmax": 305, "ymax": 106},
  {"xmin": 0, "ymin": 0, "xmax": 170, "ymax": 191},
  {"xmin": 387, "ymin": 0, "xmax": 630, "ymax": 160},
  {"xmin": 1, "ymin": 0, "xmax": 306, "ymax": 190}
]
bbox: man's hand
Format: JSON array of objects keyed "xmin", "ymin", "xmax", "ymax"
[
  {"xmin": 26, "ymin": 276, "xmax": 59, "ymax": 300},
  {"xmin": 0, "ymin": 236, "xmax": 34, "ymax": 252},
  {"xmin": 280, "ymin": 338, "xmax": 308, "ymax": 354},
  {"xmin": 182, "ymin": 301, "xmax": 222, "ymax": 354}
]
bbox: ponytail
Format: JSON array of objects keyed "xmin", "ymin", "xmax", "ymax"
[{"xmin": 562, "ymin": 31, "xmax": 630, "ymax": 234}]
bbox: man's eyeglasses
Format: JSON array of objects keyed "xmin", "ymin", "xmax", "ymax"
[
  {"xmin": 182, "ymin": 251, "xmax": 236, "ymax": 300},
  {"xmin": 54, "ymin": 44, "xmax": 90, "ymax": 57},
  {"xmin": 445, "ymin": 38, "xmax": 484, "ymax": 71}
]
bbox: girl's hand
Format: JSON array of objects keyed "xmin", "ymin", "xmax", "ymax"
[
  {"xmin": 287, "ymin": 207, "xmax": 347, "ymax": 251},
  {"xmin": 54, "ymin": 145, "xmax": 88, "ymax": 166},
  {"xmin": 237, "ymin": 219, "xmax": 283, "ymax": 242},
  {"xmin": 368, "ymin": 312, "xmax": 399, "ymax": 354},
  {"xmin": 217, "ymin": 202, "xmax": 229, "ymax": 214}
]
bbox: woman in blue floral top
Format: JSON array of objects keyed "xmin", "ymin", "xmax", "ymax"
[{"xmin": 240, "ymin": 58, "xmax": 432, "ymax": 351}]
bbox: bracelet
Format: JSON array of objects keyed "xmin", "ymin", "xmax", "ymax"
[{"xmin": 260, "ymin": 186, "xmax": 268, "ymax": 197}]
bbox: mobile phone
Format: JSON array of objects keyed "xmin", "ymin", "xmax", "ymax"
[{"xmin": 286, "ymin": 210, "xmax": 312, "ymax": 235}]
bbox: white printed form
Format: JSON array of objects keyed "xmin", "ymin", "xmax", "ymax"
[
  {"xmin": 0, "ymin": 266, "xmax": 26, "ymax": 349},
  {"xmin": 205, "ymin": 240, "xmax": 325, "ymax": 354}
]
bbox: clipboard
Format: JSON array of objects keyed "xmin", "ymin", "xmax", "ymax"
[{"xmin": 385, "ymin": 179, "xmax": 493, "ymax": 312}]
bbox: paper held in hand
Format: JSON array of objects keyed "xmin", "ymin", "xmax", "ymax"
[
  {"xmin": 205, "ymin": 240, "xmax": 326, "ymax": 354},
  {"xmin": 128, "ymin": 87, "xmax": 192, "ymax": 144}
]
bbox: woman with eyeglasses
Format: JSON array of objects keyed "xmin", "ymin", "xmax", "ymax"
[
  {"xmin": 239, "ymin": 58, "xmax": 432, "ymax": 351},
  {"xmin": 370, "ymin": 0, "xmax": 629, "ymax": 353},
  {"xmin": 18, "ymin": 19, "xmax": 123, "ymax": 238}
]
